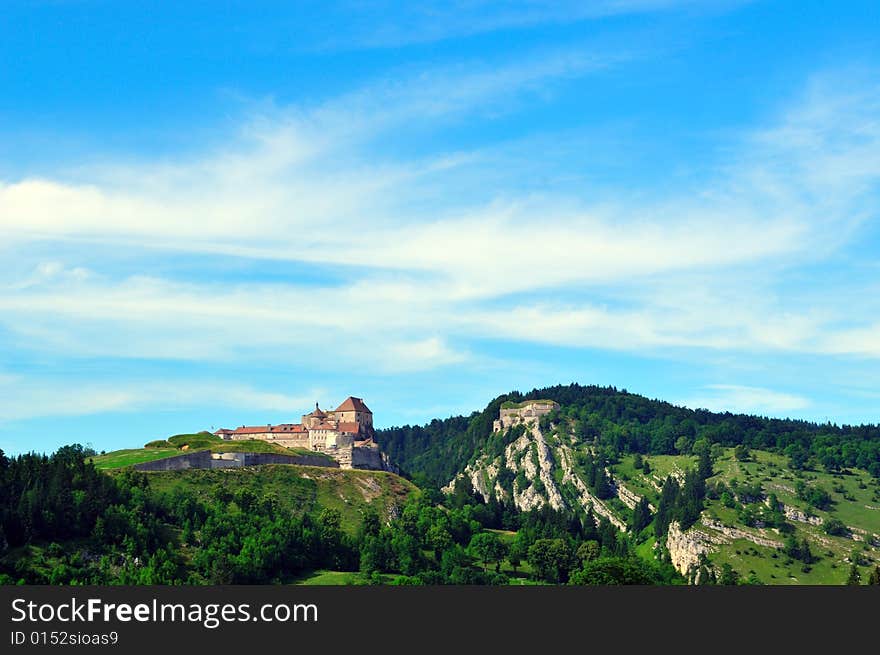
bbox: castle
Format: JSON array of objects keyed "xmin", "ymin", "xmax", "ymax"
[
  {"xmin": 213, "ymin": 396, "xmax": 387, "ymax": 470},
  {"xmin": 492, "ymin": 399, "xmax": 559, "ymax": 432}
]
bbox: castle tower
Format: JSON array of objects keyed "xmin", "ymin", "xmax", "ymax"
[
  {"xmin": 302, "ymin": 402, "xmax": 330, "ymax": 429},
  {"xmin": 334, "ymin": 396, "xmax": 373, "ymax": 438}
]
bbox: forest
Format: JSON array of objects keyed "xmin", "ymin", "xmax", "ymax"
[{"xmin": 0, "ymin": 445, "xmax": 679, "ymax": 585}]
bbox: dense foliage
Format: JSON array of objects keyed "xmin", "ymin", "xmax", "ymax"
[
  {"xmin": 376, "ymin": 383, "xmax": 880, "ymax": 486},
  {"xmin": 0, "ymin": 445, "xmax": 679, "ymax": 586}
]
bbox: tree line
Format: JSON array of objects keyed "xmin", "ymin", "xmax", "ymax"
[
  {"xmin": 1, "ymin": 445, "xmax": 683, "ymax": 586},
  {"xmin": 376, "ymin": 383, "xmax": 880, "ymax": 487}
]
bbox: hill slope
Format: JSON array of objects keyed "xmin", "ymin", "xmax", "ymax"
[
  {"xmin": 376, "ymin": 383, "xmax": 880, "ymax": 486},
  {"xmin": 377, "ymin": 383, "xmax": 880, "ymax": 584},
  {"xmin": 142, "ymin": 464, "xmax": 416, "ymax": 534},
  {"xmin": 90, "ymin": 432, "xmax": 332, "ymax": 470}
]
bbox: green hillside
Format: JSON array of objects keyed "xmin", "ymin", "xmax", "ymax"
[
  {"xmin": 4, "ymin": 383, "xmax": 880, "ymax": 586},
  {"xmin": 142, "ymin": 465, "xmax": 416, "ymax": 535},
  {"xmin": 380, "ymin": 383, "xmax": 880, "ymax": 586},
  {"xmin": 1, "ymin": 445, "xmax": 421, "ymax": 585},
  {"xmin": 610, "ymin": 448, "xmax": 880, "ymax": 584},
  {"xmin": 376, "ymin": 383, "xmax": 880, "ymax": 487},
  {"xmin": 90, "ymin": 432, "xmax": 332, "ymax": 470}
]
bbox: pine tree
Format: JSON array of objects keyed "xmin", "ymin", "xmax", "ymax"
[
  {"xmin": 630, "ymin": 497, "xmax": 652, "ymax": 534},
  {"xmin": 594, "ymin": 467, "xmax": 612, "ymax": 499},
  {"xmin": 697, "ymin": 448, "xmax": 713, "ymax": 481},
  {"xmin": 800, "ymin": 537, "xmax": 814, "ymax": 565},
  {"xmin": 868, "ymin": 566, "xmax": 880, "ymax": 585},
  {"xmin": 632, "ymin": 452, "xmax": 644, "ymax": 470},
  {"xmin": 654, "ymin": 476, "xmax": 680, "ymax": 538},
  {"xmin": 676, "ymin": 469, "xmax": 705, "ymax": 530},
  {"xmin": 846, "ymin": 563, "xmax": 861, "ymax": 585}
]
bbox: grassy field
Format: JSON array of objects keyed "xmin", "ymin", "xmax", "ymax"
[
  {"xmin": 90, "ymin": 432, "xmax": 334, "ymax": 471},
  {"xmin": 486, "ymin": 528, "xmax": 518, "ymax": 544},
  {"xmin": 139, "ymin": 465, "xmax": 417, "ymax": 534},
  {"xmin": 293, "ymin": 570, "xmax": 395, "ymax": 585},
  {"xmin": 707, "ymin": 448, "xmax": 880, "ymax": 535},
  {"xmin": 646, "ymin": 454, "xmax": 696, "ymax": 482},
  {"xmin": 608, "ymin": 447, "xmax": 880, "ymax": 584},
  {"xmin": 706, "ymin": 536, "xmax": 870, "ymax": 585}
]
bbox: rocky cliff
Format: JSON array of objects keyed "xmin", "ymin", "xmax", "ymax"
[{"xmin": 445, "ymin": 416, "xmax": 632, "ymax": 529}]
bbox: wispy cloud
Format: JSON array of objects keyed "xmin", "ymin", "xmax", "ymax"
[
  {"xmin": 1, "ymin": 56, "xmax": 878, "ymax": 431},
  {"xmin": 0, "ymin": 375, "xmax": 324, "ymax": 422},
  {"xmin": 307, "ymin": 1, "xmax": 749, "ymax": 50}
]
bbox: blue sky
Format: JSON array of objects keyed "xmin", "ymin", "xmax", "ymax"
[{"xmin": 1, "ymin": 1, "xmax": 879, "ymax": 455}]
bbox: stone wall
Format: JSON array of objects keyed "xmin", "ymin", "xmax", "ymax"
[
  {"xmin": 133, "ymin": 450, "xmax": 338, "ymax": 471},
  {"xmin": 493, "ymin": 401, "xmax": 560, "ymax": 432},
  {"xmin": 238, "ymin": 452, "xmax": 338, "ymax": 468},
  {"xmin": 351, "ymin": 446, "xmax": 397, "ymax": 472},
  {"xmin": 132, "ymin": 450, "xmax": 214, "ymax": 471}
]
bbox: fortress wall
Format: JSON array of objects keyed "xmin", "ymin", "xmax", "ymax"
[
  {"xmin": 133, "ymin": 450, "xmax": 214, "ymax": 471},
  {"xmin": 133, "ymin": 450, "xmax": 339, "ymax": 471},
  {"xmin": 238, "ymin": 452, "xmax": 339, "ymax": 468}
]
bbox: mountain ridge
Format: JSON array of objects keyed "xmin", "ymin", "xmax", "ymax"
[{"xmin": 376, "ymin": 383, "xmax": 880, "ymax": 488}]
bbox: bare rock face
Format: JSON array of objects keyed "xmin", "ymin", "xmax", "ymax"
[
  {"xmin": 700, "ymin": 518, "xmax": 783, "ymax": 550},
  {"xmin": 445, "ymin": 406, "xmax": 641, "ymax": 531},
  {"xmin": 468, "ymin": 465, "xmax": 493, "ymax": 501},
  {"xmin": 666, "ymin": 521, "xmax": 714, "ymax": 578},
  {"xmin": 445, "ymin": 419, "xmax": 566, "ymax": 513},
  {"xmin": 782, "ymin": 504, "xmax": 824, "ymax": 526},
  {"xmin": 616, "ymin": 482, "xmax": 654, "ymax": 511},
  {"xmin": 532, "ymin": 423, "xmax": 566, "ymax": 510}
]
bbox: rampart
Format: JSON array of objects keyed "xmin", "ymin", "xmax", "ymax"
[{"xmin": 132, "ymin": 450, "xmax": 338, "ymax": 471}]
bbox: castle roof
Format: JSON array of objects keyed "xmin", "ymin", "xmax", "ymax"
[
  {"xmin": 218, "ymin": 423, "xmax": 306, "ymax": 435},
  {"xmin": 311, "ymin": 421, "xmax": 338, "ymax": 431},
  {"xmin": 337, "ymin": 422, "xmax": 360, "ymax": 434},
  {"xmin": 336, "ymin": 396, "xmax": 371, "ymax": 414}
]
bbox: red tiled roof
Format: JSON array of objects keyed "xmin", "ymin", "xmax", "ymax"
[
  {"xmin": 219, "ymin": 423, "xmax": 306, "ymax": 435},
  {"xmin": 311, "ymin": 421, "xmax": 338, "ymax": 431},
  {"xmin": 335, "ymin": 396, "xmax": 371, "ymax": 414},
  {"xmin": 337, "ymin": 422, "xmax": 360, "ymax": 434}
]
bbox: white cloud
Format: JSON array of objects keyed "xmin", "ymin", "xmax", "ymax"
[
  {"xmin": 683, "ymin": 384, "xmax": 810, "ymax": 415},
  {"xmin": 0, "ymin": 64, "xmax": 878, "ymax": 386},
  {"xmin": 0, "ymin": 376, "xmax": 323, "ymax": 422},
  {"xmin": 383, "ymin": 337, "xmax": 468, "ymax": 372},
  {"xmin": 819, "ymin": 324, "xmax": 880, "ymax": 357}
]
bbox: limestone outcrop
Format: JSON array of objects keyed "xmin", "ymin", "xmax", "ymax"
[{"xmin": 666, "ymin": 521, "xmax": 717, "ymax": 578}]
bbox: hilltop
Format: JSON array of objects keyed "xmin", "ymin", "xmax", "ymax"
[
  {"xmin": 3, "ymin": 383, "xmax": 879, "ymax": 586},
  {"xmin": 0, "ymin": 444, "xmax": 418, "ymax": 585},
  {"xmin": 377, "ymin": 383, "xmax": 880, "ymax": 584},
  {"xmin": 89, "ymin": 432, "xmax": 334, "ymax": 470},
  {"xmin": 376, "ymin": 383, "xmax": 880, "ymax": 487}
]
